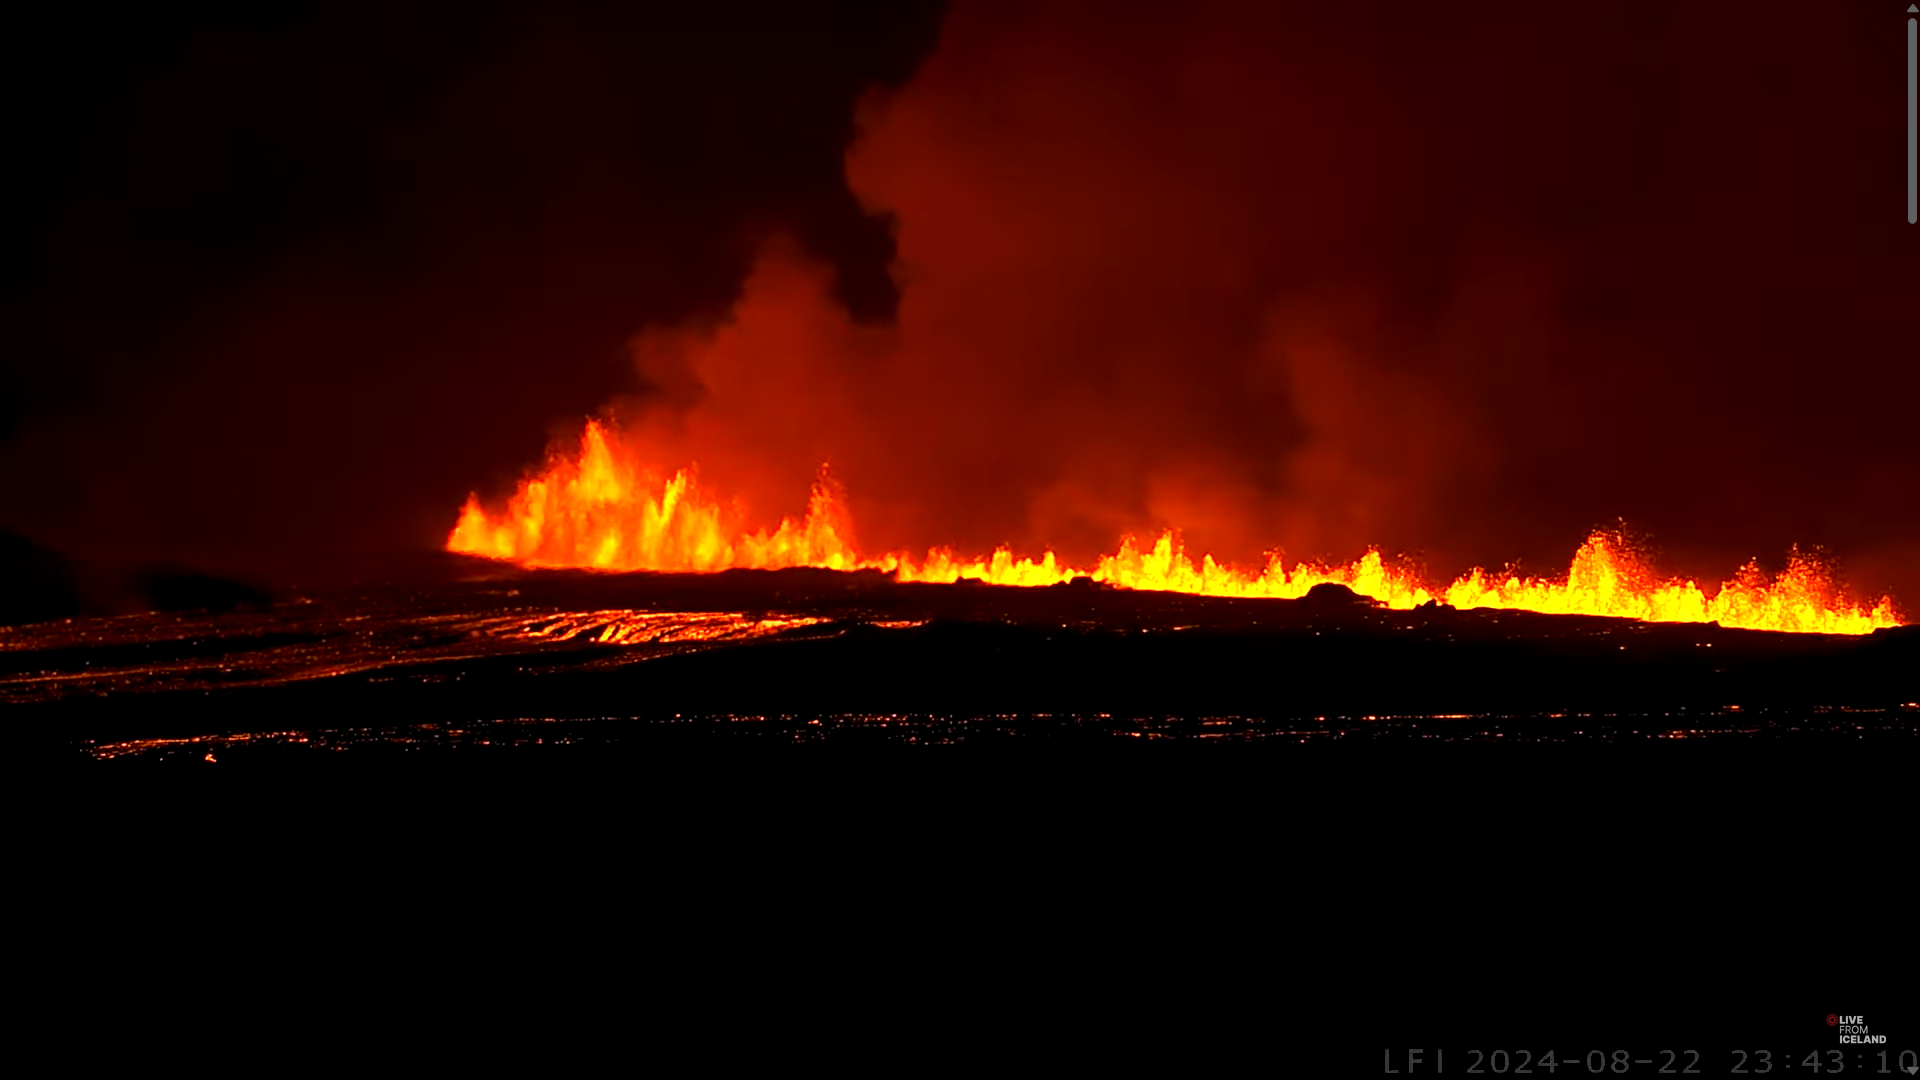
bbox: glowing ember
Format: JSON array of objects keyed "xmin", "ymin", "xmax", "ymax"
[{"xmin": 450, "ymin": 421, "xmax": 1901, "ymax": 636}]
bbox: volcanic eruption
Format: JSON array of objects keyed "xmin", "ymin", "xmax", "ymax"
[
  {"xmin": 448, "ymin": 416, "xmax": 1897, "ymax": 635},
  {"xmin": 444, "ymin": 1, "xmax": 1902, "ymax": 637},
  {"xmin": 6, "ymin": 0, "xmax": 1915, "ymax": 763}
]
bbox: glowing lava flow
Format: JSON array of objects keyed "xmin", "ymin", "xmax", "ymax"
[{"xmin": 449, "ymin": 421, "xmax": 1901, "ymax": 635}]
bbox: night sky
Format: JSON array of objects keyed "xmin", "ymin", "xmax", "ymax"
[{"xmin": 3, "ymin": 0, "xmax": 1915, "ymax": 610}]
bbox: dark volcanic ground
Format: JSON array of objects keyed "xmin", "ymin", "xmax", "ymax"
[{"xmin": 5, "ymin": 555, "xmax": 1914, "ymax": 759}]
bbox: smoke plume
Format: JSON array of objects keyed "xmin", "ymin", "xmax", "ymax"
[{"xmin": 597, "ymin": 0, "xmax": 1918, "ymax": 603}]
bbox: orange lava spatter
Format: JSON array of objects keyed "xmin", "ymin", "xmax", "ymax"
[
  {"xmin": 448, "ymin": 421, "xmax": 1901, "ymax": 636},
  {"xmin": 448, "ymin": 421, "xmax": 863, "ymax": 573}
]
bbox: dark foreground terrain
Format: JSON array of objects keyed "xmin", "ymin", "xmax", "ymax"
[{"xmin": 4, "ymin": 555, "xmax": 1913, "ymax": 759}]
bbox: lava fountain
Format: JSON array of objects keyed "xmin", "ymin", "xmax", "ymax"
[{"xmin": 449, "ymin": 420, "xmax": 1901, "ymax": 636}]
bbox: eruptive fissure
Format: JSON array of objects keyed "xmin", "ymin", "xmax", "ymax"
[{"xmin": 448, "ymin": 420, "xmax": 1900, "ymax": 636}]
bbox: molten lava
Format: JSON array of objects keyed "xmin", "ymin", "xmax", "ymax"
[
  {"xmin": 449, "ymin": 421, "xmax": 1901, "ymax": 636},
  {"xmin": 449, "ymin": 421, "xmax": 862, "ymax": 573}
]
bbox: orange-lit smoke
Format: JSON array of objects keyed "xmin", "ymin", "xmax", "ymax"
[
  {"xmin": 591, "ymin": 3, "xmax": 1495, "ymax": 574},
  {"xmin": 449, "ymin": 2, "xmax": 1905, "ymax": 637}
]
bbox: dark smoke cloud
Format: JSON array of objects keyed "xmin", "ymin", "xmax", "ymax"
[{"xmin": 614, "ymin": 0, "xmax": 1920, "ymax": 605}]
